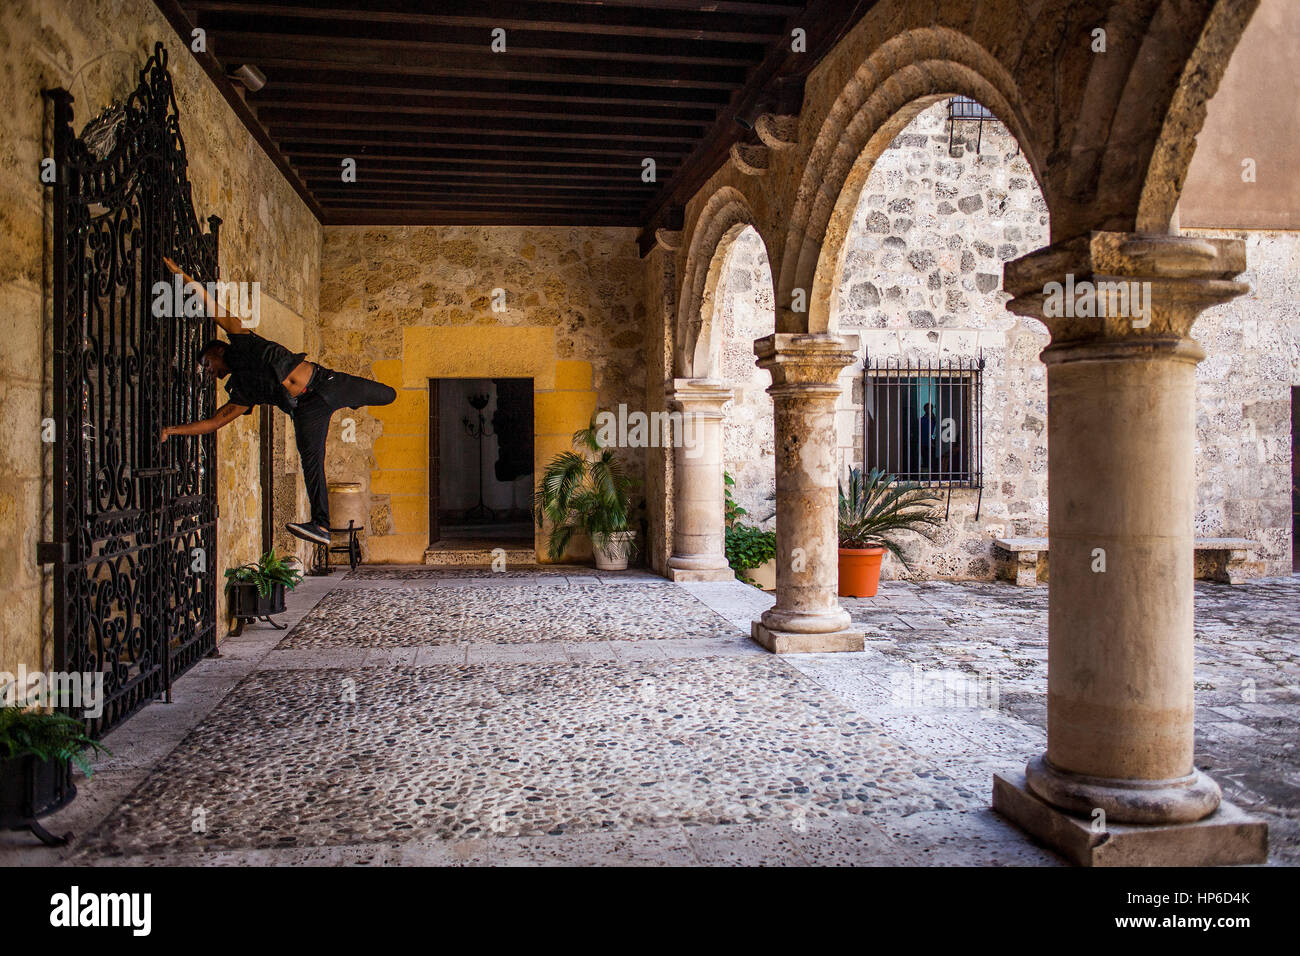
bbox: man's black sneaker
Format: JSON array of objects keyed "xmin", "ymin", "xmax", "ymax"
[{"xmin": 286, "ymin": 521, "xmax": 331, "ymax": 546}]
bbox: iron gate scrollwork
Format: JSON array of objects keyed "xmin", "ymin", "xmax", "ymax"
[{"xmin": 46, "ymin": 43, "xmax": 220, "ymax": 738}]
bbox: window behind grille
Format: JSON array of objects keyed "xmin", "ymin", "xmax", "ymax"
[{"xmin": 862, "ymin": 352, "xmax": 985, "ymax": 516}]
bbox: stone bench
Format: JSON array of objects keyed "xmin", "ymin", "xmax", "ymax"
[
  {"xmin": 992, "ymin": 536, "xmax": 1258, "ymax": 586},
  {"xmin": 992, "ymin": 537, "xmax": 1050, "ymax": 587}
]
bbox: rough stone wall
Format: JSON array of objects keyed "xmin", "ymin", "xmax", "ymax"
[
  {"xmin": 0, "ymin": 0, "xmax": 322, "ymax": 671},
  {"xmin": 1184, "ymin": 228, "xmax": 1298, "ymax": 577},
  {"xmin": 716, "ymin": 229, "xmax": 777, "ymax": 530},
  {"xmin": 318, "ymin": 226, "xmax": 645, "ymax": 563}
]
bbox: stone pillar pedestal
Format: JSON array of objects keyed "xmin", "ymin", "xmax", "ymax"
[
  {"xmin": 992, "ymin": 232, "xmax": 1267, "ymax": 866},
  {"xmin": 751, "ymin": 334, "xmax": 864, "ymax": 654},
  {"xmin": 666, "ymin": 379, "xmax": 734, "ymax": 582}
]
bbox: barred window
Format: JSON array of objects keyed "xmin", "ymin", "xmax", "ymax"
[{"xmin": 862, "ymin": 353, "xmax": 985, "ymax": 512}]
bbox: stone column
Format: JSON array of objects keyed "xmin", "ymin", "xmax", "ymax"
[
  {"xmin": 751, "ymin": 333, "xmax": 864, "ymax": 653},
  {"xmin": 666, "ymin": 379, "xmax": 734, "ymax": 582},
  {"xmin": 993, "ymin": 232, "xmax": 1267, "ymax": 865}
]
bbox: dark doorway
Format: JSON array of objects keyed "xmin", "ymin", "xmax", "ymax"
[{"xmin": 428, "ymin": 378, "xmax": 534, "ymax": 547}]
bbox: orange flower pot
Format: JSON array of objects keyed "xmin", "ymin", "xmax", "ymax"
[{"xmin": 838, "ymin": 546, "xmax": 885, "ymax": 597}]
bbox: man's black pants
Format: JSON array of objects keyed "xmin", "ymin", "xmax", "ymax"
[{"xmin": 292, "ymin": 366, "xmax": 397, "ymax": 528}]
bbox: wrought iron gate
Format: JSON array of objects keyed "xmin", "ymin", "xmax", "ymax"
[{"xmin": 44, "ymin": 44, "xmax": 220, "ymax": 738}]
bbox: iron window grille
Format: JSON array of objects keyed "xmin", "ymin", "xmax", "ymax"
[
  {"xmin": 862, "ymin": 351, "xmax": 986, "ymax": 518},
  {"xmin": 948, "ymin": 95, "xmax": 996, "ymax": 156}
]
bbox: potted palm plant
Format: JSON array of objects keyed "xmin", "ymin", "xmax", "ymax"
[
  {"xmin": 225, "ymin": 548, "xmax": 303, "ymax": 621},
  {"xmin": 536, "ymin": 419, "xmax": 638, "ymax": 569},
  {"xmin": 838, "ymin": 467, "xmax": 943, "ymax": 597},
  {"xmin": 0, "ymin": 704, "xmax": 109, "ymax": 845}
]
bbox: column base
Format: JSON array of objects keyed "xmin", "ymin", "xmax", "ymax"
[
  {"xmin": 750, "ymin": 620, "xmax": 864, "ymax": 654},
  {"xmin": 667, "ymin": 566, "xmax": 735, "ymax": 582},
  {"xmin": 1025, "ymin": 754, "xmax": 1222, "ymax": 824},
  {"xmin": 993, "ymin": 772, "xmax": 1268, "ymax": 867}
]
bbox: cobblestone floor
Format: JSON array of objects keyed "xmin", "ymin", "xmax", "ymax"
[{"xmin": 4, "ymin": 570, "xmax": 1295, "ymax": 867}]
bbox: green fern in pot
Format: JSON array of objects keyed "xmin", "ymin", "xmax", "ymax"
[{"xmin": 224, "ymin": 548, "xmax": 303, "ymax": 597}]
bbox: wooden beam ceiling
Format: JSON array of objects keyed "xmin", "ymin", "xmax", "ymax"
[{"xmin": 156, "ymin": 0, "xmax": 874, "ymax": 228}]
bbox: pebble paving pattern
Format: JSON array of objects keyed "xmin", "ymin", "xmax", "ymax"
[
  {"xmin": 284, "ymin": 584, "xmax": 735, "ymax": 647},
  {"xmin": 839, "ymin": 577, "xmax": 1300, "ymax": 862},
  {"xmin": 60, "ymin": 573, "xmax": 1298, "ymax": 864},
  {"xmin": 347, "ymin": 566, "xmax": 602, "ymax": 580},
  {"xmin": 73, "ymin": 657, "xmax": 943, "ymax": 856}
]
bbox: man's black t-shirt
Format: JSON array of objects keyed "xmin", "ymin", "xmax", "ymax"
[{"xmin": 222, "ymin": 332, "xmax": 307, "ymax": 415}]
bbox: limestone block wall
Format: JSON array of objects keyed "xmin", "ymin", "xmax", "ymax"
[
  {"xmin": 1184, "ymin": 228, "xmax": 1298, "ymax": 577},
  {"xmin": 318, "ymin": 226, "xmax": 645, "ymax": 564},
  {"xmin": 0, "ymin": 0, "xmax": 322, "ymax": 671}
]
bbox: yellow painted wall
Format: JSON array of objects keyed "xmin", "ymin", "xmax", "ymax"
[
  {"xmin": 318, "ymin": 225, "xmax": 647, "ymax": 566},
  {"xmin": 367, "ymin": 329, "xmax": 597, "ymax": 563}
]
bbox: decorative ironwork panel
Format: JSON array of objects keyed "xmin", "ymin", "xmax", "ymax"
[{"xmin": 47, "ymin": 43, "xmax": 220, "ymax": 738}]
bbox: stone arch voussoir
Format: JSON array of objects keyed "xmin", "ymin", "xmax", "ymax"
[{"xmin": 675, "ymin": 187, "xmax": 771, "ymax": 379}]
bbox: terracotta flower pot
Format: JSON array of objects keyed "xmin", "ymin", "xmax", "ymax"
[{"xmin": 838, "ymin": 546, "xmax": 885, "ymax": 597}]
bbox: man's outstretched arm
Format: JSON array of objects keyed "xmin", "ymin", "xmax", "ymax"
[
  {"xmin": 161, "ymin": 256, "xmax": 248, "ymax": 338},
  {"xmin": 162, "ymin": 401, "xmax": 249, "ymax": 440}
]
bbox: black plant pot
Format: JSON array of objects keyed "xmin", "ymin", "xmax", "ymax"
[
  {"xmin": 0, "ymin": 754, "xmax": 77, "ymax": 846},
  {"xmin": 229, "ymin": 581, "xmax": 286, "ymax": 618},
  {"xmin": 228, "ymin": 581, "xmax": 288, "ymax": 636}
]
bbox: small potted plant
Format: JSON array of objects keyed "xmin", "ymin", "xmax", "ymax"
[
  {"xmin": 0, "ymin": 704, "xmax": 109, "ymax": 845},
  {"xmin": 536, "ymin": 419, "xmax": 638, "ymax": 570},
  {"xmin": 724, "ymin": 472, "xmax": 777, "ymax": 589},
  {"xmin": 838, "ymin": 467, "xmax": 943, "ymax": 597},
  {"xmin": 225, "ymin": 548, "xmax": 303, "ymax": 621}
]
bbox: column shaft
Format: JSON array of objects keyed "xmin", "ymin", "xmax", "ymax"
[
  {"xmin": 666, "ymin": 379, "xmax": 733, "ymax": 581},
  {"xmin": 1002, "ymin": 232, "xmax": 1250, "ymax": 826},
  {"xmin": 751, "ymin": 333, "xmax": 863, "ymax": 653}
]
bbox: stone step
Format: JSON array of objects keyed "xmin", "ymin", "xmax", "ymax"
[{"xmin": 423, "ymin": 546, "xmax": 538, "ymax": 567}]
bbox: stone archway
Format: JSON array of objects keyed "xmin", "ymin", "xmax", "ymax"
[
  {"xmin": 828, "ymin": 96, "xmax": 1052, "ymax": 580},
  {"xmin": 665, "ymin": 189, "xmax": 773, "ymax": 582}
]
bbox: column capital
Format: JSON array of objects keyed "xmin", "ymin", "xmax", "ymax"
[
  {"xmin": 753, "ymin": 333, "xmax": 859, "ymax": 390},
  {"xmin": 665, "ymin": 378, "xmax": 733, "ymax": 417},
  {"xmin": 1004, "ymin": 232, "xmax": 1249, "ymax": 357}
]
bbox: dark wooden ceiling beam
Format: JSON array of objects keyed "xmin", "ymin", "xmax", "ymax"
[
  {"xmin": 195, "ymin": 12, "xmax": 765, "ymax": 65},
  {"xmin": 248, "ymin": 72, "xmax": 731, "ymax": 110},
  {"xmin": 208, "ymin": 39, "xmax": 746, "ymax": 87},
  {"xmin": 294, "ymin": 161, "xmax": 669, "ymax": 179},
  {"xmin": 307, "ymin": 179, "xmax": 654, "ymax": 195},
  {"xmin": 187, "ymin": 0, "xmax": 784, "ymax": 43},
  {"xmin": 529, "ymin": 0, "xmax": 803, "ymax": 14},
  {"xmin": 276, "ymin": 131, "xmax": 692, "ymax": 158},
  {"xmin": 315, "ymin": 196, "xmax": 650, "ymax": 210},
  {"xmin": 327, "ymin": 209, "xmax": 637, "ymax": 226},
  {"xmin": 289, "ymin": 154, "xmax": 679, "ymax": 175},
  {"xmin": 250, "ymin": 90, "xmax": 717, "ymax": 127},
  {"xmin": 257, "ymin": 112, "xmax": 700, "ymax": 144}
]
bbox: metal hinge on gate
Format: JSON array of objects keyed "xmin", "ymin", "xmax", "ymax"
[{"xmin": 37, "ymin": 541, "xmax": 66, "ymax": 565}]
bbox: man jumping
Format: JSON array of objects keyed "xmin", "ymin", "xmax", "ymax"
[{"xmin": 159, "ymin": 257, "xmax": 395, "ymax": 546}]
